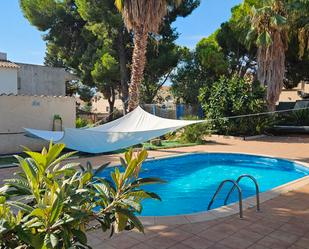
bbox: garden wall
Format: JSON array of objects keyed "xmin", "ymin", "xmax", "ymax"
[{"xmin": 0, "ymin": 95, "xmax": 76, "ymax": 155}]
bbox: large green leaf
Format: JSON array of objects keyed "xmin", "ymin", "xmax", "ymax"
[
  {"xmin": 131, "ymin": 177, "xmax": 166, "ymax": 187},
  {"xmin": 24, "ymin": 151, "xmax": 46, "ymax": 173},
  {"xmin": 49, "ymin": 191, "xmax": 64, "ymax": 224},
  {"xmin": 94, "ymin": 162, "xmax": 110, "ymax": 176},
  {"xmin": 115, "ymin": 211, "xmax": 128, "ymax": 232},
  {"xmin": 115, "ymin": 207, "xmax": 144, "ymax": 233},
  {"xmin": 72, "ymin": 229, "xmax": 87, "ymax": 245},
  {"xmin": 123, "ymin": 158, "xmax": 138, "ymax": 180},
  {"xmin": 124, "ymin": 190, "xmax": 161, "ymax": 201},
  {"xmin": 256, "ymin": 31, "xmax": 272, "ymax": 46},
  {"xmin": 7, "ymin": 201, "xmax": 34, "ymax": 213},
  {"xmin": 271, "ymin": 14, "xmax": 287, "ymax": 26}
]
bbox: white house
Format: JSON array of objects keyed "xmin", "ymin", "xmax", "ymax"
[
  {"xmin": 0, "ymin": 52, "xmax": 19, "ymax": 94},
  {"xmin": 0, "ymin": 52, "xmax": 77, "ymax": 154},
  {"xmin": 0, "ymin": 52, "xmax": 77, "ymax": 96}
]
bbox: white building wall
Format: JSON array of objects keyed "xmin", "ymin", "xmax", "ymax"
[
  {"xmin": 0, "ymin": 95, "xmax": 76, "ymax": 154},
  {"xmin": 0, "ymin": 68, "xmax": 18, "ymax": 94}
]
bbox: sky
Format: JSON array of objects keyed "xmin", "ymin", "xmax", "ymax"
[{"xmin": 0, "ymin": 0, "xmax": 242, "ymax": 65}]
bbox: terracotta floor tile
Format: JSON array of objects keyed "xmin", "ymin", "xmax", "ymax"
[
  {"xmin": 234, "ymin": 229, "xmax": 264, "ymax": 243},
  {"xmin": 181, "ymin": 235, "xmax": 214, "ymax": 249},
  {"xmin": 294, "ymin": 237, "xmax": 309, "ymax": 248},
  {"xmin": 257, "ymin": 236, "xmax": 292, "ymax": 248},
  {"xmin": 128, "ymin": 242, "xmax": 154, "ymax": 249},
  {"xmin": 178, "ymin": 222, "xmax": 211, "ymax": 234},
  {"xmin": 219, "ymin": 235, "xmax": 255, "ymax": 249},
  {"xmin": 269, "ymin": 230, "xmax": 300, "ymax": 244},
  {"xmin": 247, "ymin": 244, "xmax": 270, "ymax": 249},
  {"xmin": 168, "ymin": 242, "xmax": 194, "ymax": 249},
  {"xmin": 247, "ymin": 223, "xmax": 276, "ymax": 236},
  {"xmin": 280, "ymin": 223, "xmax": 308, "ymax": 236},
  {"xmin": 127, "ymin": 229, "xmax": 159, "ymax": 241},
  {"xmin": 106, "ymin": 236, "xmax": 140, "ymax": 249},
  {"xmin": 158, "ymin": 228, "xmax": 192, "ymax": 242},
  {"xmin": 144, "ymin": 236, "xmax": 178, "ymax": 249},
  {"xmin": 197, "ymin": 227, "xmax": 232, "ymax": 242},
  {"xmin": 208, "ymin": 243, "xmax": 233, "ymax": 249}
]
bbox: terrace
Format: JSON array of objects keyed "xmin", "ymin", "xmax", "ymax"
[{"xmin": 1, "ymin": 135, "xmax": 309, "ymax": 249}]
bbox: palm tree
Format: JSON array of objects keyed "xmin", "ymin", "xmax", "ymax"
[
  {"xmin": 115, "ymin": 0, "xmax": 182, "ymax": 111},
  {"xmin": 248, "ymin": 0, "xmax": 288, "ymax": 111}
]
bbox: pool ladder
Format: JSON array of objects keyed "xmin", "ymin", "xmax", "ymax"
[{"xmin": 207, "ymin": 174, "xmax": 260, "ymax": 218}]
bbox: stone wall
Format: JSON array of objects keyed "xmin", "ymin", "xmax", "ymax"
[
  {"xmin": 0, "ymin": 95, "xmax": 75, "ymax": 154},
  {"xmin": 17, "ymin": 63, "xmax": 75, "ymax": 96}
]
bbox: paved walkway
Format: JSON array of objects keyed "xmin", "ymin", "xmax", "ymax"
[{"xmin": 1, "ymin": 135, "xmax": 309, "ymax": 248}]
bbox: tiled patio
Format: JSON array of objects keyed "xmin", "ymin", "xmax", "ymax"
[
  {"xmin": 1, "ymin": 135, "xmax": 309, "ymax": 248},
  {"xmin": 87, "ymin": 184, "xmax": 309, "ymax": 249}
]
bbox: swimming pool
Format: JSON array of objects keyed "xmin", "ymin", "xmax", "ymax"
[{"xmin": 99, "ymin": 153, "xmax": 309, "ymax": 216}]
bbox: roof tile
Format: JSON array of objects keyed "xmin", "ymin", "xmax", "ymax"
[{"xmin": 0, "ymin": 60, "xmax": 20, "ymax": 69}]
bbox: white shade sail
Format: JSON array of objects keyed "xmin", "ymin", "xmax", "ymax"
[{"xmin": 25, "ymin": 106, "xmax": 202, "ymax": 153}]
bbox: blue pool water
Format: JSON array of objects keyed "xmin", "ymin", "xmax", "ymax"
[{"xmin": 98, "ymin": 153, "xmax": 309, "ymax": 216}]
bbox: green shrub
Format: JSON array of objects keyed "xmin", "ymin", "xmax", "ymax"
[
  {"xmin": 76, "ymin": 117, "xmax": 91, "ymax": 128},
  {"xmin": 180, "ymin": 116, "xmax": 211, "ymax": 143},
  {"xmin": 278, "ymin": 109, "xmax": 309, "ymax": 126},
  {"xmin": 0, "ymin": 143, "xmax": 163, "ymax": 248},
  {"xmin": 199, "ymin": 75, "xmax": 270, "ymax": 136}
]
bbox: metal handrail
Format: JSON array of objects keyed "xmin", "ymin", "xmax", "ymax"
[
  {"xmin": 207, "ymin": 179, "xmax": 243, "ymax": 218},
  {"xmin": 224, "ymin": 174, "xmax": 260, "ymax": 212}
]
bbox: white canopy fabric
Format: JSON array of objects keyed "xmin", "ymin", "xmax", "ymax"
[{"xmin": 25, "ymin": 106, "xmax": 203, "ymax": 153}]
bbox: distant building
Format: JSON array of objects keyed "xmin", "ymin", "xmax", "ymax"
[
  {"xmin": 91, "ymin": 92, "xmax": 123, "ymax": 114},
  {"xmin": 0, "ymin": 52, "xmax": 77, "ymax": 96}
]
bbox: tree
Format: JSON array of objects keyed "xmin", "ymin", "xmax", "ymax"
[
  {"xmin": 20, "ymin": 0, "xmax": 128, "ymax": 118},
  {"xmin": 248, "ymin": 0, "xmax": 288, "ymax": 111},
  {"xmin": 216, "ymin": 22, "xmax": 256, "ymax": 76},
  {"xmin": 115, "ymin": 0, "xmax": 184, "ymax": 111},
  {"xmin": 171, "ymin": 34, "xmax": 227, "ymax": 105},
  {"xmin": 76, "ymin": 0, "xmax": 131, "ymax": 113},
  {"xmin": 171, "ymin": 48, "xmax": 208, "ymax": 104},
  {"xmin": 196, "ymin": 34, "xmax": 228, "ymax": 78},
  {"xmin": 21, "ymin": 0, "xmax": 199, "ymax": 114},
  {"xmin": 140, "ymin": 0, "xmax": 200, "ymax": 104}
]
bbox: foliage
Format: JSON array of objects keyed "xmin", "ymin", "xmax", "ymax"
[
  {"xmin": 21, "ymin": 0, "xmax": 200, "ymax": 111},
  {"xmin": 140, "ymin": 1, "xmax": 200, "ymax": 104},
  {"xmin": 196, "ymin": 34, "xmax": 228, "ymax": 77},
  {"xmin": 279, "ymin": 109, "xmax": 309, "ymax": 126},
  {"xmin": 171, "ymin": 48, "xmax": 208, "ymax": 104},
  {"xmin": 247, "ymin": 0, "xmax": 288, "ymax": 110},
  {"xmin": 0, "ymin": 143, "xmax": 163, "ymax": 248},
  {"xmin": 75, "ymin": 117, "xmax": 91, "ymax": 128},
  {"xmin": 179, "ymin": 116, "xmax": 211, "ymax": 144},
  {"xmin": 199, "ymin": 75, "xmax": 270, "ymax": 136}
]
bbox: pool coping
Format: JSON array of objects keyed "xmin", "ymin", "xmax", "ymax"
[{"xmin": 139, "ymin": 151, "xmax": 309, "ymax": 226}]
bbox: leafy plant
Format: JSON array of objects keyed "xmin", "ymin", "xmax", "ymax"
[
  {"xmin": 199, "ymin": 75, "xmax": 270, "ymax": 136},
  {"xmin": 278, "ymin": 109, "xmax": 309, "ymax": 126},
  {"xmin": 53, "ymin": 114, "xmax": 62, "ymax": 120},
  {"xmin": 0, "ymin": 143, "xmax": 163, "ymax": 248},
  {"xmin": 76, "ymin": 117, "xmax": 92, "ymax": 128},
  {"xmin": 179, "ymin": 116, "xmax": 211, "ymax": 144}
]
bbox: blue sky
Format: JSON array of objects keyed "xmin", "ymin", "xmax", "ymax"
[{"xmin": 0, "ymin": 0, "xmax": 242, "ymax": 65}]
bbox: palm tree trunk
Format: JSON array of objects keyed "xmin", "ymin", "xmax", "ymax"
[
  {"xmin": 128, "ymin": 27, "xmax": 148, "ymax": 111},
  {"xmin": 257, "ymin": 30, "xmax": 285, "ymax": 112}
]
